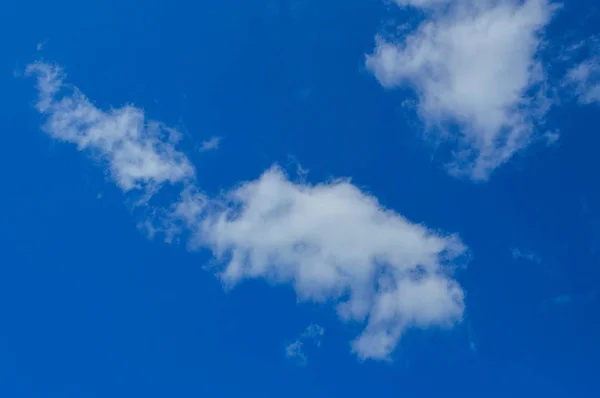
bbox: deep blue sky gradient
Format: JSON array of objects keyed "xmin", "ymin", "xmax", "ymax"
[{"xmin": 1, "ymin": 0, "xmax": 599, "ymax": 396}]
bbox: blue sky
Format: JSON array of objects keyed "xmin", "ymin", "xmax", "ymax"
[{"xmin": 1, "ymin": 0, "xmax": 599, "ymax": 396}]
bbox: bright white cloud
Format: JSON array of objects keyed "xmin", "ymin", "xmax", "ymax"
[
  {"xmin": 367, "ymin": 0, "xmax": 556, "ymax": 180},
  {"xmin": 174, "ymin": 166, "xmax": 466, "ymax": 360},
  {"xmin": 26, "ymin": 62, "xmax": 195, "ymax": 192},
  {"xmin": 28, "ymin": 61, "xmax": 467, "ymax": 361}
]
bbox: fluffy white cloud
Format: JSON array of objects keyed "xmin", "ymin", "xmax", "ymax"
[
  {"xmin": 174, "ymin": 166, "xmax": 466, "ymax": 359},
  {"xmin": 367, "ymin": 0, "xmax": 556, "ymax": 180},
  {"xmin": 28, "ymin": 62, "xmax": 467, "ymax": 361},
  {"xmin": 26, "ymin": 62, "xmax": 195, "ymax": 192}
]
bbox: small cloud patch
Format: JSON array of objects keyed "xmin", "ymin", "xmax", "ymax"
[
  {"xmin": 285, "ymin": 324, "xmax": 325, "ymax": 365},
  {"xmin": 199, "ymin": 136, "xmax": 222, "ymax": 152},
  {"xmin": 511, "ymin": 248, "xmax": 542, "ymax": 264}
]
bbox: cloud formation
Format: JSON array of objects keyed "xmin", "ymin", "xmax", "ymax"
[
  {"xmin": 199, "ymin": 136, "xmax": 222, "ymax": 152},
  {"xmin": 285, "ymin": 324, "xmax": 325, "ymax": 365},
  {"xmin": 368, "ymin": 0, "xmax": 556, "ymax": 180},
  {"xmin": 174, "ymin": 166, "xmax": 467, "ymax": 359},
  {"xmin": 26, "ymin": 62, "xmax": 195, "ymax": 193},
  {"xmin": 27, "ymin": 62, "xmax": 467, "ymax": 361},
  {"xmin": 564, "ymin": 53, "xmax": 600, "ymax": 105}
]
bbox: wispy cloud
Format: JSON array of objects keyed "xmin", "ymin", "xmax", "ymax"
[
  {"xmin": 542, "ymin": 291, "xmax": 597, "ymax": 310},
  {"xmin": 543, "ymin": 130, "xmax": 560, "ymax": 146},
  {"xmin": 302, "ymin": 324, "xmax": 325, "ymax": 343},
  {"xmin": 367, "ymin": 0, "xmax": 556, "ymax": 180},
  {"xmin": 563, "ymin": 36, "xmax": 600, "ymax": 105},
  {"xmin": 285, "ymin": 341, "xmax": 307, "ymax": 365},
  {"xmin": 285, "ymin": 324, "xmax": 325, "ymax": 365},
  {"xmin": 565, "ymin": 59, "xmax": 600, "ymax": 104},
  {"xmin": 36, "ymin": 39, "xmax": 48, "ymax": 52},
  {"xmin": 199, "ymin": 136, "xmax": 222, "ymax": 152},
  {"xmin": 511, "ymin": 248, "xmax": 542, "ymax": 263},
  {"xmin": 27, "ymin": 61, "xmax": 468, "ymax": 361},
  {"xmin": 26, "ymin": 62, "xmax": 195, "ymax": 194}
]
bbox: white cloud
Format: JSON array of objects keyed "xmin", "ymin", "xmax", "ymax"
[
  {"xmin": 302, "ymin": 324, "xmax": 325, "ymax": 342},
  {"xmin": 367, "ymin": 0, "xmax": 556, "ymax": 180},
  {"xmin": 285, "ymin": 341, "xmax": 307, "ymax": 364},
  {"xmin": 175, "ymin": 166, "xmax": 466, "ymax": 360},
  {"xmin": 36, "ymin": 39, "xmax": 47, "ymax": 52},
  {"xmin": 543, "ymin": 130, "xmax": 560, "ymax": 146},
  {"xmin": 26, "ymin": 62, "xmax": 195, "ymax": 193},
  {"xmin": 564, "ymin": 56, "xmax": 600, "ymax": 105},
  {"xmin": 285, "ymin": 324, "xmax": 325, "ymax": 365},
  {"xmin": 28, "ymin": 61, "xmax": 467, "ymax": 361},
  {"xmin": 199, "ymin": 136, "xmax": 222, "ymax": 152},
  {"xmin": 557, "ymin": 35, "xmax": 600, "ymax": 105}
]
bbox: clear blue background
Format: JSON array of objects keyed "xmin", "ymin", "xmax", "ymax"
[{"xmin": 1, "ymin": 0, "xmax": 599, "ymax": 396}]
